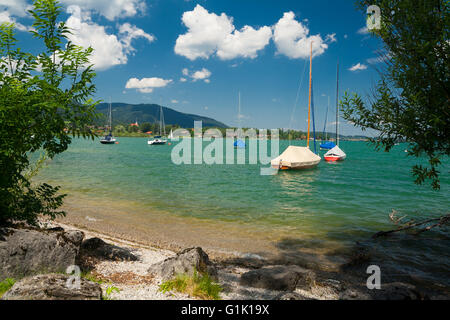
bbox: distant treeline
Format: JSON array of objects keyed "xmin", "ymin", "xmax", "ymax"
[{"xmin": 93, "ymin": 122, "xmax": 369, "ymax": 141}]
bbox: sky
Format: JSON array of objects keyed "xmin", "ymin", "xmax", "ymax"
[{"xmin": 0, "ymin": 0, "xmax": 386, "ymax": 136}]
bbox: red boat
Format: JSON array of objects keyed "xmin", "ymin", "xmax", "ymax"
[
  {"xmin": 324, "ymin": 62, "xmax": 347, "ymax": 163},
  {"xmin": 324, "ymin": 146, "xmax": 346, "ymax": 162}
]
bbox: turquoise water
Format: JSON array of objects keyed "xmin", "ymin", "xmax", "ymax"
[{"xmin": 37, "ymin": 137, "xmax": 450, "ymax": 288}]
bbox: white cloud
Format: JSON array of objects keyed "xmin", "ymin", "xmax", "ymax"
[
  {"xmin": 349, "ymin": 63, "xmax": 368, "ymax": 72},
  {"xmin": 175, "ymin": 5, "xmax": 233, "ymax": 60},
  {"xmin": 60, "ymin": 0, "xmax": 146, "ymax": 20},
  {"xmin": 181, "ymin": 67, "xmax": 212, "ymax": 83},
  {"xmin": 325, "ymin": 33, "xmax": 337, "ymax": 43},
  {"xmin": 125, "ymin": 77, "xmax": 173, "ymax": 93},
  {"xmin": 0, "ymin": 10, "xmax": 29, "ymax": 31},
  {"xmin": 65, "ymin": 6, "xmax": 154, "ymax": 70},
  {"xmin": 273, "ymin": 12, "xmax": 329, "ymax": 59},
  {"xmin": 171, "ymin": 99, "xmax": 178, "ymax": 103},
  {"xmin": 119, "ymin": 23, "xmax": 155, "ymax": 51},
  {"xmin": 0, "ymin": 0, "xmax": 30, "ymax": 17},
  {"xmin": 191, "ymin": 68, "xmax": 211, "ymax": 81},
  {"xmin": 175, "ymin": 5, "xmax": 272, "ymax": 60},
  {"xmin": 217, "ymin": 25, "xmax": 272, "ymax": 60}
]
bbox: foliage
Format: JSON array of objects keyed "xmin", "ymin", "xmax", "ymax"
[
  {"xmin": 159, "ymin": 270, "xmax": 222, "ymax": 300},
  {"xmin": 127, "ymin": 124, "xmax": 140, "ymax": 133},
  {"xmin": 81, "ymin": 271, "xmax": 104, "ymax": 285},
  {"xmin": 102, "ymin": 285, "xmax": 120, "ymax": 300},
  {"xmin": 0, "ymin": 0, "xmax": 99, "ymax": 226},
  {"xmin": 139, "ymin": 122, "xmax": 152, "ymax": 133},
  {"xmin": 0, "ymin": 278, "xmax": 16, "ymax": 298},
  {"xmin": 341, "ymin": 0, "xmax": 449, "ymax": 190}
]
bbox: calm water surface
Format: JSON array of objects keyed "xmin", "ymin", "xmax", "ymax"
[{"xmin": 37, "ymin": 137, "xmax": 450, "ymax": 287}]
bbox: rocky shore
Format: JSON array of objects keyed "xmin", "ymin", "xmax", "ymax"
[{"xmin": 0, "ymin": 221, "xmax": 448, "ymax": 300}]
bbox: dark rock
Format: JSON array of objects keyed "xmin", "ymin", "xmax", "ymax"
[
  {"xmin": 1, "ymin": 274, "xmax": 102, "ymax": 300},
  {"xmin": 275, "ymin": 292, "xmax": 313, "ymax": 300},
  {"xmin": 148, "ymin": 247, "xmax": 217, "ymax": 280},
  {"xmin": 339, "ymin": 288, "xmax": 371, "ymax": 300},
  {"xmin": 80, "ymin": 237, "xmax": 138, "ymax": 262},
  {"xmin": 320, "ymin": 279, "xmax": 345, "ymax": 292},
  {"xmin": 240, "ymin": 265, "xmax": 316, "ymax": 291},
  {"xmin": 0, "ymin": 228, "xmax": 84, "ymax": 281},
  {"xmin": 340, "ymin": 282, "xmax": 426, "ymax": 300},
  {"xmin": 373, "ymin": 282, "xmax": 426, "ymax": 300}
]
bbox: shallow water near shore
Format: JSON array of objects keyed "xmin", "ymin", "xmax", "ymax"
[{"xmin": 36, "ymin": 137, "xmax": 450, "ymax": 290}]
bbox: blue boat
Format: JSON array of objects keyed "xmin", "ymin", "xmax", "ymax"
[
  {"xmin": 234, "ymin": 91, "xmax": 246, "ymax": 149},
  {"xmin": 234, "ymin": 139, "xmax": 246, "ymax": 149},
  {"xmin": 320, "ymin": 141, "xmax": 336, "ymax": 150},
  {"xmin": 319, "ymin": 96, "xmax": 335, "ymax": 150}
]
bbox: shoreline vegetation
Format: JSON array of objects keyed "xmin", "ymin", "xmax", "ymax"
[{"xmin": 94, "ymin": 125, "xmax": 371, "ymax": 142}]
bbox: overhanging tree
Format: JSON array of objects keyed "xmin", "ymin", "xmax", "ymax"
[
  {"xmin": 341, "ymin": 0, "xmax": 449, "ymax": 190},
  {"xmin": 0, "ymin": 0, "xmax": 98, "ymax": 225}
]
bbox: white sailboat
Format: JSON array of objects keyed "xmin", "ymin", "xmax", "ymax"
[
  {"xmin": 168, "ymin": 129, "xmax": 174, "ymax": 140},
  {"xmin": 148, "ymin": 105, "xmax": 167, "ymax": 145},
  {"xmin": 271, "ymin": 42, "xmax": 321, "ymax": 170},
  {"xmin": 324, "ymin": 61, "xmax": 346, "ymax": 162},
  {"xmin": 234, "ymin": 91, "xmax": 246, "ymax": 149},
  {"xmin": 100, "ymin": 99, "xmax": 117, "ymax": 145}
]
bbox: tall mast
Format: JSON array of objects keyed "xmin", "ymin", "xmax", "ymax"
[
  {"xmin": 238, "ymin": 91, "xmax": 241, "ymax": 138},
  {"xmin": 159, "ymin": 105, "xmax": 163, "ymax": 136},
  {"xmin": 336, "ymin": 60, "xmax": 339, "ymax": 146},
  {"xmin": 326, "ymin": 96, "xmax": 330, "ymax": 141},
  {"xmin": 322, "ymin": 96, "xmax": 329, "ymax": 143},
  {"xmin": 109, "ymin": 97, "xmax": 112, "ymax": 133},
  {"xmin": 307, "ymin": 42, "xmax": 312, "ymax": 148},
  {"xmin": 311, "ymin": 79, "xmax": 317, "ymax": 154},
  {"xmin": 238, "ymin": 91, "xmax": 241, "ymax": 129}
]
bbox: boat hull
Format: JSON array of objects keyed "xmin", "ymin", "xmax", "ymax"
[
  {"xmin": 272, "ymin": 160, "xmax": 321, "ymax": 170},
  {"xmin": 324, "ymin": 155, "xmax": 346, "ymax": 162},
  {"xmin": 100, "ymin": 140, "xmax": 116, "ymax": 144},
  {"xmin": 148, "ymin": 140, "xmax": 167, "ymax": 145}
]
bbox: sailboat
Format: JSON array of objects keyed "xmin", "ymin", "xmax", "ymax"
[
  {"xmin": 168, "ymin": 129, "xmax": 174, "ymax": 140},
  {"xmin": 148, "ymin": 105, "xmax": 167, "ymax": 145},
  {"xmin": 320, "ymin": 96, "xmax": 336, "ymax": 150},
  {"xmin": 271, "ymin": 42, "xmax": 321, "ymax": 170},
  {"xmin": 324, "ymin": 61, "xmax": 346, "ymax": 162},
  {"xmin": 234, "ymin": 91, "xmax": 246, "ymax": 149},
  {"xmin": 100, "ymin": 99, "xmax": 117, "ymax": 145}
]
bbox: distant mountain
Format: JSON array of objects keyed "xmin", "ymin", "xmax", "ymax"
[{"xmin": 96, "ymin": 103, "xmax": 228, "ymax": 128}]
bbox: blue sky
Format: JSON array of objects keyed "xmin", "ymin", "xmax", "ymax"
[{"xmin": 1, "ymin": 0, "xmax": 384, "ymax": 135}]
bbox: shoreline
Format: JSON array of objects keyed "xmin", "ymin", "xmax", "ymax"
[
  {"xmin": 45, "ymin": 219, "xmax": 449, "ymax": 300},
  {"xmin": 53, "ymin": 196, "xmax": 450, "ymax": 298},
  {"xmin": 57, "ymin": 196, "xmax": 349, "ymax": 272},
  {"xmin": 49, "ymin": 210, "xmax": 450, "ymax": 300},
  {"xmin": 46, "ymin": 220, "xmax": 340, "ymax": 300}
]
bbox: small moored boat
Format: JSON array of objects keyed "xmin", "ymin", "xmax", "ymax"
[
  {"xmin": 271, "ymin": 42, "xmax": 321, "ymax": 170},
  {"xmin": 148, "ymin": 105, "xmax": 167, "ymax": 145},
  {"xmin": 271, "ymin": 146, "xmax": 321, "ymax": 170},
  {"xmin": 324, "ymin": 61, "xmax": 346, "ymax": 162},
  {"xmin": 100, "ymin": 100, "xmax": 117, "ymax": 145},
  {"xmin": 148, "ymin": 136, "xmax": 167, "ymax": 145},
  {"xmin": 324, "ymin": 145, "xmax": 346, "ymax": 162}
]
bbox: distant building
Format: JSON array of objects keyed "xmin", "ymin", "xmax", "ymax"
[{"xmin": 130, "ymin": 119, "xmax": 139, "ymax": 127}]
